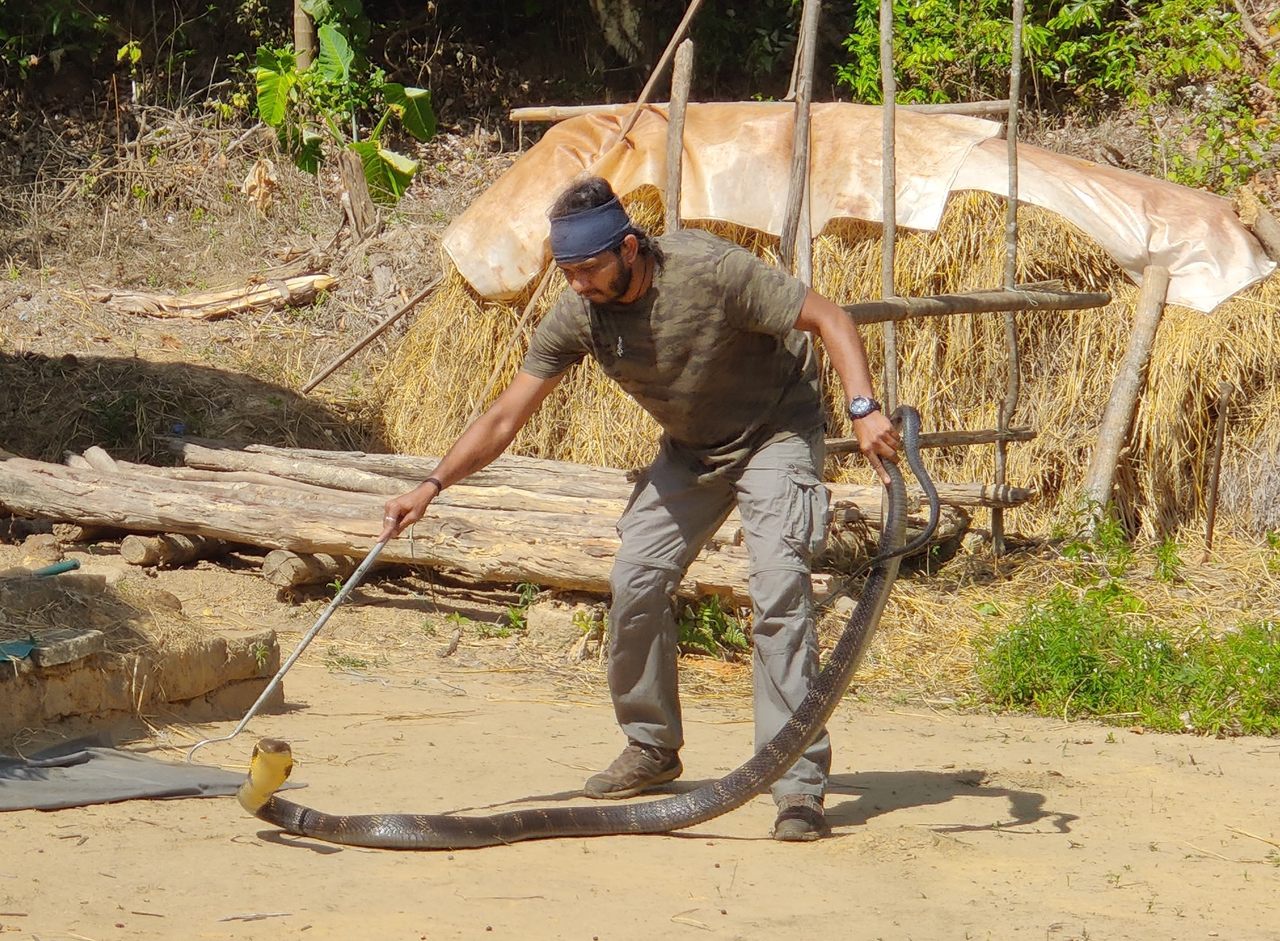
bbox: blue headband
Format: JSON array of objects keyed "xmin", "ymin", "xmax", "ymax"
[{"xmin": 549, "ymin": 196, "xmax": 634, "ymax": 263}]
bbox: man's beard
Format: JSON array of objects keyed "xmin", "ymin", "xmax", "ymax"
[{"xmin": 593, "ymin": 257, "xmax": 633, "ymax": 304}]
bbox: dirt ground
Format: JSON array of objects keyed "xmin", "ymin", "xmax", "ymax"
[{"xmin": 1, "ymin": 541, "xmax": 1278, "ymax": 941}]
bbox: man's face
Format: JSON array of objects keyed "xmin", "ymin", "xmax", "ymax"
[{"xmin": 558, "ymin": 247, "xmax": 632, "ymax": 304}]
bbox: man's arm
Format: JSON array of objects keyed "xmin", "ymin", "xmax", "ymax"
[
  {"xmin": 380, "ymin": 370, "xmax": 564, "ymax": 538},
  {"xmin": 793, "ymin": 288, "xmax": 900, "ymax": 481}
]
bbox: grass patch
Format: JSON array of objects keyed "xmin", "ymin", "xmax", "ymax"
[{"xmin": 974, "ymin": 579, "xmax": 1280, "ymax": 735}]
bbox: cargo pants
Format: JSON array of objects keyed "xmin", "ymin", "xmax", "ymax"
[{"xmin": 607, "ymin": 432, "xmax": 832, "ymax": 802}]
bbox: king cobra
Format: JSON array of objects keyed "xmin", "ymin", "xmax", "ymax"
[{"xmin": 238, "ymin": 406, "xmax": 937, "ymax": 849}]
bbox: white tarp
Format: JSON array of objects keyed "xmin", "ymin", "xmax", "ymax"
[{"xmin": 442, "ymin": 102, "xmax": 1274, "ymax": 312}]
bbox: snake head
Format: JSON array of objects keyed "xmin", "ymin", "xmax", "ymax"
[{"xmin": 252, "ymin": 737, "xmax": 294, "ymax": 780}]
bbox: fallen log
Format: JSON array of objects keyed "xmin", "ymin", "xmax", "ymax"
[
  {"xmin": 262, "ymin": 549, "xmax": 360, "ymax": 588},
  {"xmin": 120, "ymin": 533, "xmax": 232, "ymax": 568},
  {"xmin": 171, "ymin": 439, "xmax": 1030, "ymax": 510},
  {"xmin": 0, "ymin": 457, "xmax": 806, "ymax": 604},
  {"xmin": 84, "ymin": 274, "xmax": 336, "ymax": 320}
]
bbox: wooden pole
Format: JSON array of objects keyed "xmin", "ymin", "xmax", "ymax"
[
  {"xmin": 780, "ymin": 0, "xmax": 820, "ymax": 283},
  {"xmin": 301, "ymin": 276, "xmax": 443, "ymax": 393},
  {"xmin": 1202, "ymin": 380, "xmax": 1234, "ymax": 555},
  {"xmin": 1083, "ymin": 265, "xmax": 1170, "ymax": 519},
  {"xmin": 842, "ymin": 285, "xmax": 1109, "ymax": 323},
  {"xmin": 615, "ymin": 0, "xmax": 707, "ymax": 144},
  {"xmin": 508, "ymin": 100, "xmax": 1015, "ymax": 123},
  {"xmin": 664, "ymin": 39, "xmax": 695, "ymax": 234},
  {"xmin": 120, "ymin": 533, "xmax": 231, "ymax": 567},
  {"xmin": 879, "ymin": 0, "xmax": 899, "ymax": 411},
  {"xmin": 992, "ymin": 0, "xmax": 1026, "ymax": 556}
]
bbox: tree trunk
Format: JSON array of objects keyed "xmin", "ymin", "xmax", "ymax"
[{"xmin": 294, "ymin": 0, "xmax": 316, "ymax": 70}]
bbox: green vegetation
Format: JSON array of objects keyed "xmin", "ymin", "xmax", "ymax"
[
  {"xmin": 835, "ymin": 0, "xmax": 1279, "ymax": 192},
  {"xmin": 975, "ymin": 574, "xmax": 1280, "ymax": 735},
  {"xmin": 253, "ymin": 1, "xmax": 435, "ymax": 203},
  {"xmin": 678, "ymin": 596, "xmax": 750, "ymax": 659},
  {"xmin": 502, "ymin": 582, "xmax": 540, "ymax": 633}
]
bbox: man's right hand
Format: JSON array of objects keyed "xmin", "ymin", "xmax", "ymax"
[{"xmin": 379, "ymin": 480, "xmax": 442, "ymax": 541}]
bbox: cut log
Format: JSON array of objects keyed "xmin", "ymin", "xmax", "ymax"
[
  {"xmin": 52, "ymin": 522, "xmax": 119, "ymax": 544},
  {"xmin": 120, "ymin": 533, "xmax": 231, "ymax": 567},
  {"xmin": 87, "ymin": 274, "xmax": 336, "ymax": 320},
  {"xmin": 0, "ymin": 457, "xmax": 850, "ymax": 605},
  {"xmin": 262, "ymin": 550, "xmax": 360, "ymax": 588},
  {"xmin": 171, "ymin": 439, "xmax": 1030, "ymax": 509}
]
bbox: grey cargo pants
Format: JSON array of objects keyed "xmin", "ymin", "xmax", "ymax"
[{"xmin": 607, "ymin": 432, "xmax": 832, "ymax": 802}]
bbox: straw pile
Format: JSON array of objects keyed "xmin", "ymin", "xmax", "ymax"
[{"xmin": 380, "ymin": 187, "xmax": 1280, "ymax": 540}]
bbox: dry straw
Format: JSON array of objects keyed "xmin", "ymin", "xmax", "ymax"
[{"xmin": 380, "ymin": 187, "xmax": 1279, "ymax": 541}]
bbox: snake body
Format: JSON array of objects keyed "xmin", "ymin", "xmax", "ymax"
[{"xmin": 238, "ymin": 406, "xmax": 937, "ymax": 849}]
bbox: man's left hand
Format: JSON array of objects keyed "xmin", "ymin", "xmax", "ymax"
[{"xmin": 854, "ymin": 411, "xmax": 900, "ymax": 485}]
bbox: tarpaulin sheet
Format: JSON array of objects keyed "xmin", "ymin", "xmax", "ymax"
[
  {"xmin": 442, "ymin": 102, "xmax": 1273, "ymax": 312},
  {"xmin": 0, "ymin": 739, "xmax": 287, "ymax": 811}
]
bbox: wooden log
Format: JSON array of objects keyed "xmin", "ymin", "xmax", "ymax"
[
  {"xmin": 120, "ymin": 532, "xmax": 231, "ymax": 567},
  {"xmin": 90, "ymin": 274, "xmax": 336, "ymax": 320},
  {"xmin": 508, "ymin": 100, "xmax": 1014, "ymax": 123},
  {"xmin": 1235, "ymin": 189, "xmax": 1280, "ymax": 263},
  {"xmin": 0, "ymin": 457, "xmax": 865, "ymax": 605},
  {"xmin": 52, "ymin": 522, "xmax": 118, "ymax": 544},
  {"xmin": 173, "ymin": 438, "xmax": 1030, "ymax": 510},
  {"xmin": 262, "ymin": 549, "xmax": 360, "ymax": 588},
  {"xmin": 843, "ymin": 286, "xmax": 1110, "ymax": 324},
  {"xmin": 826, "ymin": 426, "xmax": 1037, "ymax": 454},
  {"xmin": 82, "ymin": 446, "xmax": 119, "ymax": 472},
  {"xmin": 1084, "ymin": 265, "xmax": 1169, "ymax": 515}
]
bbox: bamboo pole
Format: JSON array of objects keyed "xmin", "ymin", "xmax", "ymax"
[
  {"xmin": 301, "ymin": 275, "xmax": 443, "ymax": 393},
  {"xmin": 879, "ymin": 0, "xmax": 899, "ymax": 411},
  {"xmin": 664, "ymin": 39, "xmax": 695, "ymax": 234},
  {"xmin": 1083, "ymin": 265, "xmax": 1170, "ymax": 518},
  {"xmin": 992, "ymin": 0, "xmax": 1026, "ymax": 556},
  {"xmin": 464, "ymin": 2, "xmax": 710, "ymax": 426},
  {"xmin": 507, "ymin": 99, "xmax": 1014, "ymax": 123},
  {"xmin": 780, "ymin": 0, "xmax": 821, "ymax": 284},
  {"xmin": 842, "ymin": 286, "xmax": 1109, "ymax": 323}
]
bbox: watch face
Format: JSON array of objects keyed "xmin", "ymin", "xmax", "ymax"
[{"xmin": 848, "ymin": 396, "xmax": 880, "ymax": 419}]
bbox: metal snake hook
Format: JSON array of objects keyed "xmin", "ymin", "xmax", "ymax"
[{"xmin": 186, "ymin": 536, "xmax": 391, "ymax": 764}]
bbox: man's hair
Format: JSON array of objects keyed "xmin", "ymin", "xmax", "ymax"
[{"xmin": 549, "ymin": 176, "xmax": 664, "ymax": 263}]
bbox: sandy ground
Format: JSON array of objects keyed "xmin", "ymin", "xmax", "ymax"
[{"xmin": 1, "ymin": 548, "xmax": 1279, "ymax": 941}]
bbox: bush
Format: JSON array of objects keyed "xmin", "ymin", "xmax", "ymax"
[{"xmin": 975, "ymin": 580, "xmax": 1280, "ymax": 734}]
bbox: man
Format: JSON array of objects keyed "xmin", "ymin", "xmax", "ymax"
[{"xmin": 381, "ymin": 176, "xmax": 899, "ymax": 841}]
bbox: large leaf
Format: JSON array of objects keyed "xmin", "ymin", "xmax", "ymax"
[
  {"xmin": 382, "ymin": 83, "xmax": 437, "ymax": 142},
  {"xmin": 275, "ymin": 124, "xmax": 325, "ymax": 175},
  {"xmin": 315, "ymin": 22, "xmax": 353, "ymax": 83},
  {"xmin": 300, "ymin": 0, "xmax": 333, "ymax": 20},
  {"xmin": 254, "ymin": 46, "xmax": 297, "ymax": 127},
  {"xmin": 348, "ymin": 140, "xmax": 418, "ymax": 204}
]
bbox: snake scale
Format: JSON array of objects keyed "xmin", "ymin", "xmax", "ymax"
[{"xmin": 237, "ymin": 405, "xmax": 937, "ymax": 849}]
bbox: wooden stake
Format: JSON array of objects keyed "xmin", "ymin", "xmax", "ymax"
[
  {"xmin": 1202, "ymin": 380, "xmax": 1234, "ymax": 555},
  {"xmin": 664, "ymin": 39, "xmax": 695, "ymax": 234},
  {"xmin": 780, "ymin": 0, "xmax": 820, "ymax": 283},
  {"xmin": 1083, "ymin": 265, "xmax": 1170, "ymax": 519}
]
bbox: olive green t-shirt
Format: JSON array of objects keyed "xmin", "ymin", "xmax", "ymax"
[{"xmin": 521, "ymin": 228, "xmax": 820, "ymax": 475}]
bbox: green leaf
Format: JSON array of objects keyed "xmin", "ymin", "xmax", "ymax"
[
  {"xmin": 382, "ymin": 83, "xmax": 437, "ymax": 141},
  {"xmin": 315, "ymin": 22, "xmax": 353, "ymax": 83},
  {"xmin": 301, "ymin": 0, "xmax": 333, "ymax": 21},
  {"xmin": 349, "ymin": 140, "xmax": 418, "ymax": 204},
  {"xmin": 254, "ymin": 46, "xmax": 297, "ymax": 127}
]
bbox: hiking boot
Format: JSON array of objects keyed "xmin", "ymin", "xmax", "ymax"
[
  {"xmin": 583, "ymin": 742, "xmax": 682, "ymax": 799},
  {"xmin": 771, "ymin": 793, "xmax": 830, "ymax": 842}
]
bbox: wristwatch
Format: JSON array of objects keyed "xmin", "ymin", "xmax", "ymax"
[{"xmin": 847, "ymin": 396, "xmax": 882, "ymax": 421}]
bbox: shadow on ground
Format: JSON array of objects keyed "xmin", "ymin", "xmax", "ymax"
[{"xmin": 0, "ymin": 351, "xmax": 379, "ymax": 463}]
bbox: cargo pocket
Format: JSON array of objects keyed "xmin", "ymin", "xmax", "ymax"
[{"xmin": 782, "ymin": 470, "xmax": 832, "ymax": 561}]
